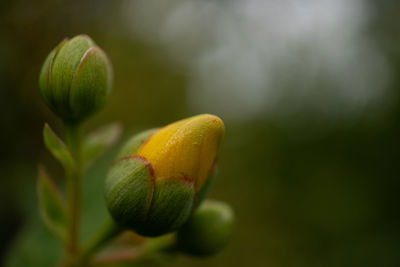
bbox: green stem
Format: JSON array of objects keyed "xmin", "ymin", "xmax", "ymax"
[
  {"xmin": 81, "ymin": 217, "xmax": 122, "ymax": 260},
  {"xmin": 65, "ymin": 121, "xmax": 84, "ymax": 260}
]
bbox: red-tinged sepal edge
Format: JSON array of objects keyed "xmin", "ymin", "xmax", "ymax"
[
  {"xmin": 83, "ymin": 122, "xmax": 122, "ymax": 166},
  {"xmin": 37, "ymin": 165, "xmax": 69, "ymax": 244},
  {"xmin": 43, "ymin": 123, "xmax": 76, "ymax": 172}
]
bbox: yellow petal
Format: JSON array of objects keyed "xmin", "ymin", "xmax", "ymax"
[{"xmin": 137, "ymin": 114, "xmax": 225, "ymax": 191}]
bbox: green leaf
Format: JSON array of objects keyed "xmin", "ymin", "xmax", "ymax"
[
  {"xmin": 43, "ymin": 123, "xmax": 75, "ymax": 171},
  {"xmin": 37, "ymin": 166, "xmax": 68, "ymax": 244},
  {"xmin": 5, "ymin": 216, "xmax": 63, "ymax": 267},
  {"xmin": 83, "ymin": 123, "xmax": 122, "ymax": 165},
  {"xmin": 6, "ymin": 152, "xmax": 115, "ymax": 266}
]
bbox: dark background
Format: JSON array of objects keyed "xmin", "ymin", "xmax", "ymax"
[{"xmin": 1, "ymin": 0, "xmax": 400, "ymax": 266}]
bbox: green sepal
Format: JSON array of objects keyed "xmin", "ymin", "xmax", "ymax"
[
  {"xmin": 104, "ymin": 156, "xmax": 154, "ymax": 231},
  {"xmin": 39, "ymin": 48, "xmax": 55, "ymax": 110},
  {"xmin": 105, "ymin": 155, "xmax": 196, "ymax": 237},
  {"xmin": 83, "ymin": 123, "xmax": 122, "ymax": 165},
  {"xmin": 69, "ymin": 46, "xmax": 113, "ymax": 118},
  {"xmin": 37, "ymin": 166, "xmax": 69, "ymax": 243},
  {"xmin": 117, "ymin": 128, "xmax": 158, "ymax": 157},
  {"xmin": 39, "ymin": 38, "xmax": 67, "ymax": 113},
  {"xmin": 195, "ymin": 167, "xmax": 217, "ymax": 208},
  {"xmin": 43, "ymin": 123, "xmax": 75, "ymax": 171},
  {"xmin": 176, "ymin": 200, "xmax": 234, "ymax": 256},
  {"xmin": 49, "ymin": 35, "xmax": 95, "ymax": 119},
  {"xmin": 139, "ymin": 179, "xmax": 195, "ymax": 237}
]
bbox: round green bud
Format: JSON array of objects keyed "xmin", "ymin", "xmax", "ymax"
[
  {"xmin": 39, "ymin": 34, "xmax": 113, "ymax": 122},
  {"xmin": 104, "ymin": 115, "xmax": 225, "ymax": 237},
  {"xmin": 176, "ymin": 200, "xmax": 234, "ymax": 256}
]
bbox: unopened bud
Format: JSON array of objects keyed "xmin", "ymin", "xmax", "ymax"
[
  {"xmin": 176, "ymin": 200, "xmax": 234, "ymax": 256},
  {"xmin": 105, "ymin": 114, "xmax": 225, "ymax": 236},
  {"xmin": 39, "ymin": 34, "xmax": 113, "ymax": 122}
]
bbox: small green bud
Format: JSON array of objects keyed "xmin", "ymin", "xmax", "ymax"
[
  {"xmin": 39, "ymin": 35, "xmax": 113, "ymax": 122},
  {"xmin": 104, "ymin": 114, "xmax": 225, "ymax": 237},
  {"xmin": 176, "ymin": 200, "xmax": 234, "ymax": 256}
]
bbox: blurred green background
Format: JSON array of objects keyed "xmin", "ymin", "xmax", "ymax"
[{"xmin": 1, "ymin": 0, "xmax": 400, "ymax": 266}]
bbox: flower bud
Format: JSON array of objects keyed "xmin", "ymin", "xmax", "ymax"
[
  {"xmin": 105, "ymin": 114, "xmax": 225, "ymax": 236},
  {"xmin": 176, "ymin": 200, "xmax": 234, "ymax": 256},
  {"xmin": 39, "ymin": 35, "xmax": 113, "ymax": 122}
]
